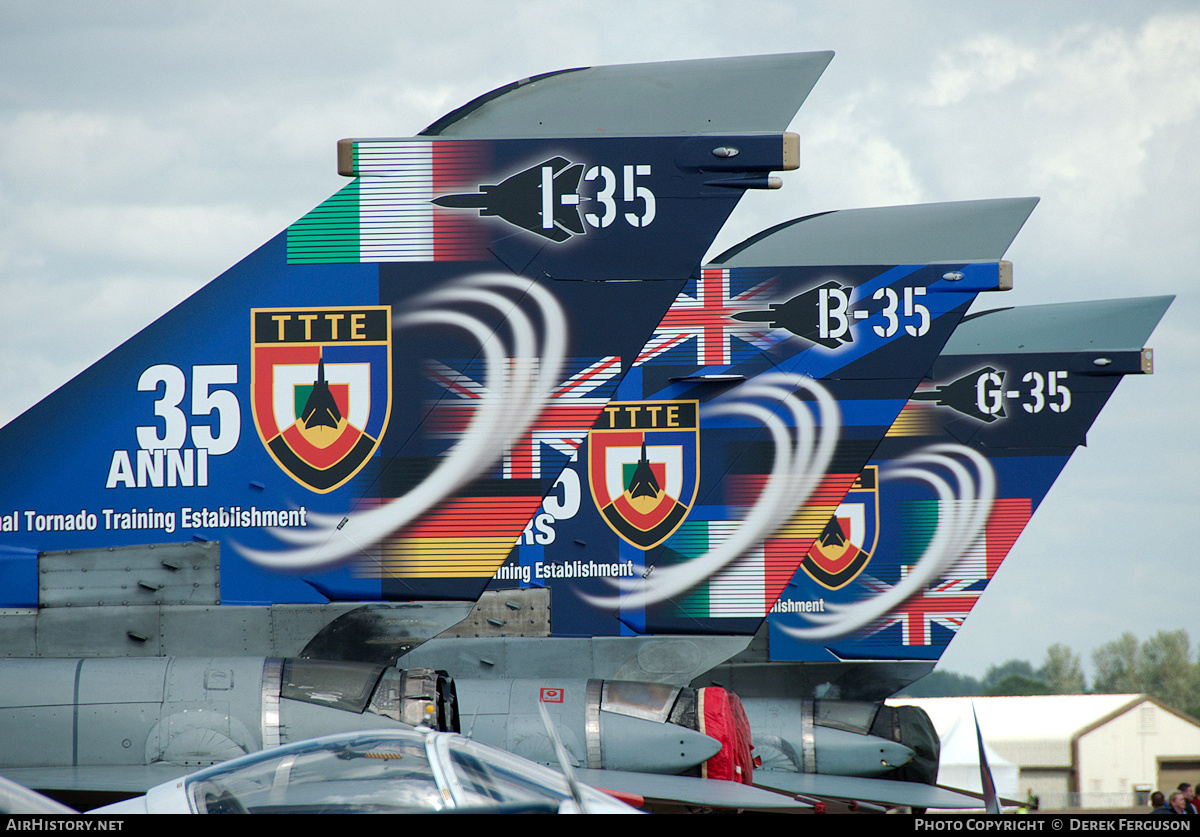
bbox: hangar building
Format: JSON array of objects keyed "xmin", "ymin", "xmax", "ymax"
[{"xmin": 890, "ymin": 694, "xmax": 1200, "ymax": 809}]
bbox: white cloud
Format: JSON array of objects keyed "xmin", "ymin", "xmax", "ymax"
[{"xmin": 921, "ymin": 35, "xmax": 1040, "ymax": 108}]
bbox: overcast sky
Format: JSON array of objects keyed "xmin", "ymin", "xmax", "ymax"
[{"xmin": 1, "ymin": 1, "xmax": 1196, "ymax": 680}]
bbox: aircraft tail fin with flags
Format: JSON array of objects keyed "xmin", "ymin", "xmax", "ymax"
[
  {"xmin": 757, "ymin": 294, "xmax": 1173, "ymax": 683},
  {"xmin": 443, "ymin": 197, "xmax": 1040, "ymax": 647},
  {"xmin": 0, "ymin": 53, "xmax": 832, "ymax": 658}
]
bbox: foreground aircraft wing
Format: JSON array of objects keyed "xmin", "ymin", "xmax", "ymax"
[
  {"xmin": 0, "ymin": 767, "xmax": 189, "ymax": 798},
  {"xmin": 575, "ymin": 768, "xmax": 811, "ymax": 811},
  {"xmin": 0, "ymin": 53, "xmax": 830, "ymax": 660},
  {"xmin": 752, "ymin": 771, "xmax": 984, "ymax": 810},
  {"xmin": 0, "ymin": 774, "xmax": 77, "ymax": 815}
]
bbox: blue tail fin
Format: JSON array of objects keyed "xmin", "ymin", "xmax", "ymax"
[
  {"xmin": 485, "ymin": 198, "xmax": 1038, "ymax": 638},
  {"xmin": 767, "ymin": 295, "xmax": 1172, "ymax": 664},
  {"xmin": 0, "ymin": 54, "xmax": 828, "ymax": 617}
]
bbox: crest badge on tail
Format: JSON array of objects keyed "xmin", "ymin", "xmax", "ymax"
[
  {"xmin": 587, "ymin": 400, "xmax": 699, "ymax": 550},
  {"xmin": 251, "ymin": 306, "xmax": 392, "ymax": 493},
  {"xmin": 801, "ymin": 466, "xmax": 879, "ymax": 589}
]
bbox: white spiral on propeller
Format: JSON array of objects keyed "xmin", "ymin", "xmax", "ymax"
[{"xmin": 238, "ymin": 273, "xmax": 566, "ymax": 570}]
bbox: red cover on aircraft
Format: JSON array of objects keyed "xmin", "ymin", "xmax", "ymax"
[{"xmin": 697, "ymin": 687, "xmax": 754, "ymax": 785}]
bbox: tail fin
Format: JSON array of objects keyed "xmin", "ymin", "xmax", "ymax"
[
  {"xmin": 0, "ymin": 54, "xmax": 826, "ymax": 617},
  {"xmin": 767, "ymin": 295, "xmax": 1172, "ymax": 663},
  {"xmin": 486, "ymin": 198, "xmax": 1037, "ymax": 638}
]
